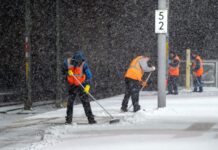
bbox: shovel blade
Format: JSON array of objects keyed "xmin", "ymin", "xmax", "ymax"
[{"xmin": 109, "ymin": 118, "xmax": 120, "ymax": 124}]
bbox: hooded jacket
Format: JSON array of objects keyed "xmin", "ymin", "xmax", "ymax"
[
  {"xmin": 192, "ymin": 55, "xmax": 203, "ymax": 77},
  {"xmin": 63, "ymin": 51, "xmax": 92, "ymax": 85},
  {"xmin": 168, "ymin": 55, "xmax": 180, "ymax": 76}
]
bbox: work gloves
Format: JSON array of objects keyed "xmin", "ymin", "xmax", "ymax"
[
  {"xmin": 84, "ymin": 84, "xmax": 90, "ymax": 94},
  {"xmin": 140, "ymin": 80, "xmax": 148, "ymax": 87},
  {"xmin": 68, "ymin": 69, "xmax": 90, "ymax": 94},
  {"xmin": 68, "ymin": 70, "xmax": 74, "ymax": 76}
]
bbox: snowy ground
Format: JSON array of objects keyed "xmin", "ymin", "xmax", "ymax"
[{"xmin": 1, "ymin": 88, "xmax": 218, "ymax": 150}]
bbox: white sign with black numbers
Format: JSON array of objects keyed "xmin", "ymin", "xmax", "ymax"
[{"xmin": 155, "ymin": 10, "xmax": 168, "ymax": 33}]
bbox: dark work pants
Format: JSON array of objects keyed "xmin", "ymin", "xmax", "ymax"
[
  {"xmin": 66, "ymin": 85, "xmax": 94, "ymax": 122},
  {"xmin": 121, "ymin": 78, "xmax": 141, "ymax": 112},
  {"xmin": 193, "ymin": 76, "xmax": 203, "ymax": 91},
  {"xmin": 168, "ymin": 76, "xmax": 178, "ymax": 94}
]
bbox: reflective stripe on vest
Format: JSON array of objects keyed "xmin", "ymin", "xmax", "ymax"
[
  {"xmin": 168, "ymin": 55, "xmax": 180, "ymax": 76},
  {"xmin": 67, "ymin": 62, "xmax": 86, "ymax": 85},
  {"xmin": 193, "ymin": 56, "xmax": 204, "ymax": 77},
  {"xmin": 67, "ymin": 58, "xmax": 73, "ymax": 68},
  {"xmin": 125, "ymin": 56, "xmax": 144, "ymax": 81}
]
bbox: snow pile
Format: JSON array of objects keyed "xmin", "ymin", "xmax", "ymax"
[
  {"xmin": 19, "ymin": 125, "xmax": 76, "ymax": 150},
  {"xmin": 122, "ymin": 110, "xmax": 148, "ymax": 124},
  {"xmin": 122, "ymin": 108, "xmax": 178, "ymax": 124}
]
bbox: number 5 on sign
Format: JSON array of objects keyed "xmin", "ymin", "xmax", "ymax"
[{"xmin": 155, "ymin": 10, "xmax": 168, "ymax": 33}]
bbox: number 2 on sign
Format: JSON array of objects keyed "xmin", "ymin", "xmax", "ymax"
[{"xmin": 159, "ymin": 22, "xmax": 164, "ymax": 30}]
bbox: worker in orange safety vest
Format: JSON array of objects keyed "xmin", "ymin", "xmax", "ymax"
[
  {"xmin": 121, "ymin": 55, "xmax": 155, "ymax": 112},
  {"xmin": 167, "ymin": 51, "xmax": 180, "ymax": 95},
  {"xmin": 63, "ymin": 51, "xmax": 96, "ymax": 124},
  {"xmin": 191, "ymin": 50, "xmax": 204, "ymax": 92}
]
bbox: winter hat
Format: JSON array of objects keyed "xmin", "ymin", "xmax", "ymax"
[{"xmin": 72, "ymin": 51, "xmax": 85, "ymax": 62}]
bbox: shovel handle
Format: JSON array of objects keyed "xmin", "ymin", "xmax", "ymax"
[
  {"xmin": 70, "ymin": 74, "xmax": 114, "ymax": 119},
  {"xmin": 128, "ymin": 72, "xmax": 152, "ymax": 110},
  {"xmin": 140, "ymin": 72, "xmax": 152, "ymax": 91}
]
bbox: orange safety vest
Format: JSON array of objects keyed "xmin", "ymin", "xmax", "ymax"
[
  {"xmin": 67, "ymin": 62, "xmax": 86, "ymax": 86},
  {"xmin": 192, "ymin": 55, "xmax": 204, "ymax": 77},
  {"xmin": 168, "ymin": 55, "xmax": 180, "ymax": 76},
  {"xmin": 125, "ymin": 56, "xmax": 144, "ymax": 81}
]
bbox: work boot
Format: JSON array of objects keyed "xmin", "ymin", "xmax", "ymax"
[
  {"xmin": 65, "ymin": 116, "xmax": 72, "ymax": 124},
  {"xmin": 193, "ymin": 88, "xmax": 197, "ymax": 92},
  {"xmin": 173, "ymin": 91, "xmax": 178, "ymax": 95},
  {"xmin": 88, "ymin": 117, "xmax": 97, "ymax": 124},
  {"xmin": 120, "ymin": 107, "xmax": 128, "ymax": 112},
  {"xmin": 198, "ymin": 87, "xmax": 203, "ymax": 92},
  {"xmin": 133, "ymin": 105, "xmax": 141, "ymax": 112},
  {"xmin": 167, "ymin": 91, "xmax": 173, "ymax": 95}
]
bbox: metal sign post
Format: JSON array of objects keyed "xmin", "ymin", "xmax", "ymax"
[
  {"xmin": 24, "ymin": 0, "xmax": 32, "ymax": 110},
  {"xmin": 155, "ymin": 0, "xmax": 168, "ymax": 108}
]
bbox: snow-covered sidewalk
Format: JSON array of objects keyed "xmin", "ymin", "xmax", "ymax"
[{"xmin": 1, "ymin": 88, "xmax": 218, "ymax": 150}]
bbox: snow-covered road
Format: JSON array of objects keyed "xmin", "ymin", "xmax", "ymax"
[{"xmin": 1, "ymin": 88, "xmax": 218, "ymax": 150}]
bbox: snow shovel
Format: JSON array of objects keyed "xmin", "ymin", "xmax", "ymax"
[
  {"xmin": 128, "ymin": 72, "xmax": 152, "ymax": 111},
  {"xmin": 71, "ymin": 74, "xmax": 120, "ymax": 124},
  {"xmin": 140, "ymin": 72, "xmax": 152, "ymax": 91}
]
